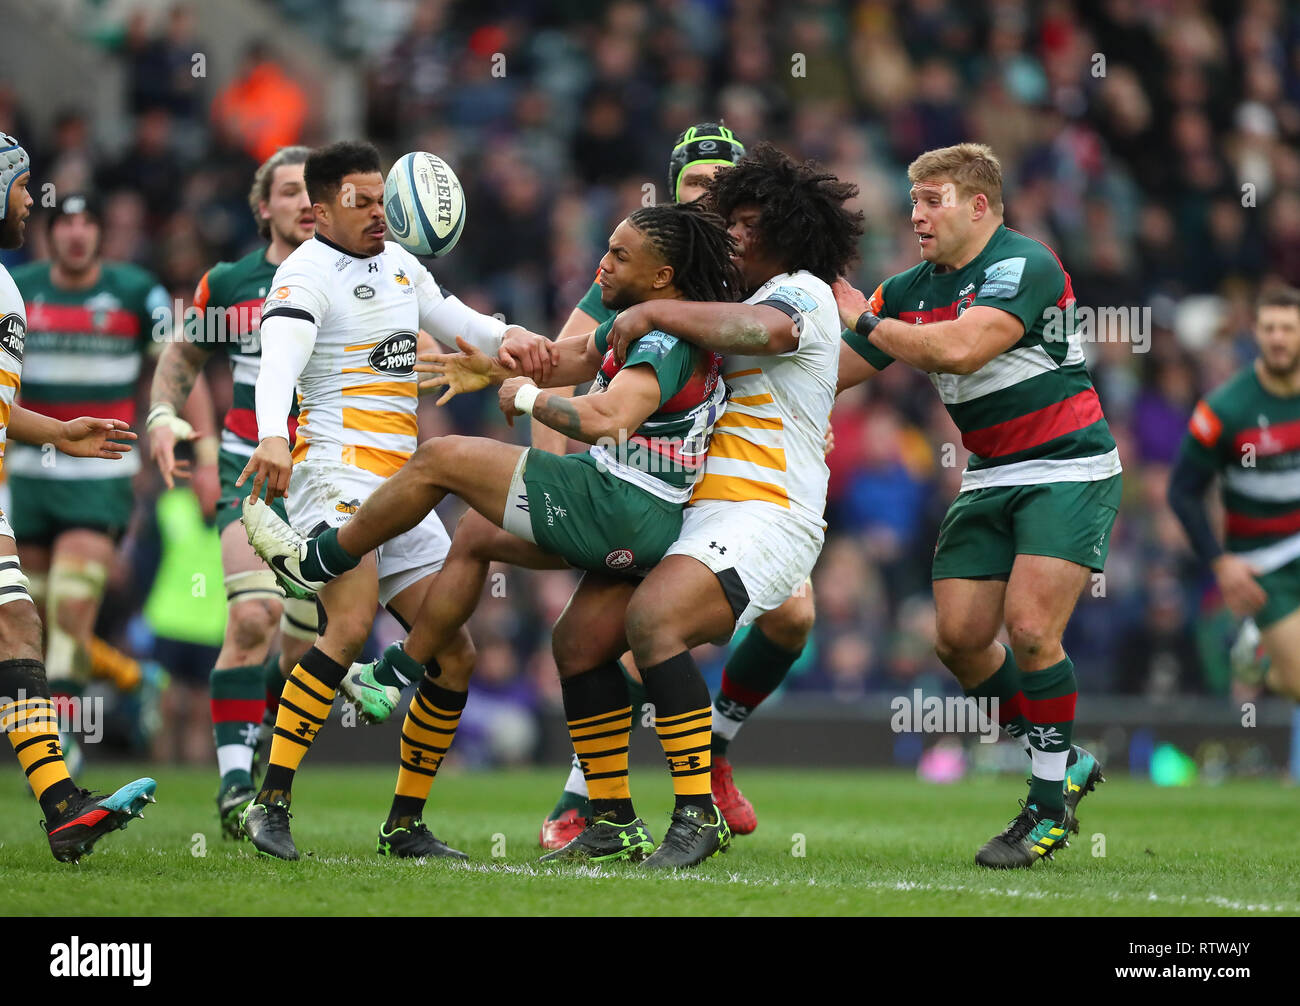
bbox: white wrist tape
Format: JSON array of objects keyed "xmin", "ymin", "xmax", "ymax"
[
  {"xmin": 514, "ymin": 383, "xmax": 541, "ymax": 415},
  {"xmin": 147, "ymin": 402, "xmax": 194, "ymax": 439}
]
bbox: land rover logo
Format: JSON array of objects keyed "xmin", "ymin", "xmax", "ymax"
[
  {"xmin": 0, "ymin": 313, "xmax": 25, "ymax": 363},
  {"xmin": 368, "ymin": 331, "xmax": 418, "ymax": 374},
  {"xmin": 354, "ymin": 284, "xmax": 375, "ymax": 299}
]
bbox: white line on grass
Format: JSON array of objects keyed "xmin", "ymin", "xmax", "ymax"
[{"xmin": 434, "ymin": 860, "xmax": 1299, "ymax": 914}]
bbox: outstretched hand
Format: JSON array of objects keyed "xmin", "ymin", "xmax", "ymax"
[
  {"xmin": 416, "ymin": 336, "xmax": 504, "ymax": 405},
  {"xmin": 55, "ymin": 418, "xmax": 138, "ymax": 460}
]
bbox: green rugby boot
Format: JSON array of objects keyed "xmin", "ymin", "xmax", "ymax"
[
  {"xmin": 539, "ymin": 813, "xmax": 655, "ymax": 864},
  {"xmin": 217, "ymin": 780, "xmax": 256, "ymax": 840},
  {"xmin": 377, "ymin": 819, "xmax": 467, "ymax": 860},
  {"xmin": 340, "ymin": 660, "xmax": 400, "ymax": 724},
  {"xmin": 975, "ymin": 800, "xmax": 1068, "ymax": 869},
  {"xmin": 641, "ymin": 803, "xmax": 731, "ymax": 870},
  {"xmin": 1062, "ymin": 744, "xmax": 1105, "ymax": 835}
]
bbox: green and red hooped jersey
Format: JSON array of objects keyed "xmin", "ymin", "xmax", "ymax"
[
  {"xmin": 586, "ymin": 315, "xmax": 726, "ymax": 503},
  {"xmin": 8, "ymin": 260, "xmax": 168, "ymax": 479},
  {"xmin": 843, "ymin": 224, "xmax": 1120, "ymax": 491},
  {"xmin": 1181, "ymin": 365, "xmax": 1300, "ymax": 571},
  {"xmin": 189, "ymin": 248, "xmax": 299, "ymax": 458}
]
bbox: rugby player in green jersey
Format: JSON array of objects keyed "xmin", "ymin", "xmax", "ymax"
[
  {"xmin": 147, "ymin": 146, "xmax": 320, "ymax": 837},
  {"xmin": 835, "ymin": 143, "xmax": 1113, "ymax": 868},
  {"xmin": 537, "ymin": 123, "xmax": 818, "ymax": 848},
  {"xmin": 1169, "ymin": 289, "xmax": 1300, "ymax": 717}
]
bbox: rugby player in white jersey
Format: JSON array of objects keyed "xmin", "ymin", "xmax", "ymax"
[
  {"xmin": 233, "ymin": 140, "xmax": 555, "ymax": 860},
  {"xmin": 0, "ymin": 133, "xmax": 157, "ymax": 863},
  {"xmin": 559, "ymin": 142, "xmax": 863, "ymax": 867}
]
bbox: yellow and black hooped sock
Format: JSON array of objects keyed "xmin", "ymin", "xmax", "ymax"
[
  {"xmin": 388, "ymin": 674, "xmax": 466, "ymax": 828},
  {"xmin": 0, "ymin": 658, "xmax": 78, "ymax": 818},
  {"xmin": 562, "ymin": 661, "xmax": 635, "ymax": 820},
  {"xmin": 257, "ymin": 646, "xmax": 346, "ymax": 805},
  {"xmin": 642, "ymin": 651, "xmax": 713, "ymax": 812}
]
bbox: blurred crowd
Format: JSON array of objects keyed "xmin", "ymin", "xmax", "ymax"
[{"xmin": 1, "ymin": 0, "xmax": 1297, "ymax": 762}]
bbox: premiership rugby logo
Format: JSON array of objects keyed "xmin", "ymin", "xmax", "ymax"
[
  {"xmin": 0, "ymin": 313, "xmax": 25, "ymax": 363},
  {"xmin": 368, "ymin": 331, "xmax": 418, "ymax": 374},
  {"xmin": 605, "ymin": 549, "xmax": 634, "ymax": 570}
]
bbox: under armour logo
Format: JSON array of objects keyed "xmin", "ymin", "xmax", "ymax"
[
  {"xmin": 294, "ymin": 721, "xmax": 317, "ymax": 739},
  {"xmin": 708, "ymin": 542, "xmax": 727, "ymax": 555},
  {"xmin": 1029, "ymin": 725, "xmax": 1063, "ymax": 747},
  {"xmin": 409, "ymin": 750, "xmax": 425, "ymax": 765},
  {"xmin": 368, "ymin": 262, "xmax": 379, "ymax": 273},
  {"xmin": 667, "ymin": 755, "xmax": 702, "ymax": 771}
]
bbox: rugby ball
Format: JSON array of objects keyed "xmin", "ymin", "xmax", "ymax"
[{"xmin": 384, "ymin": 152, "xmax": 466, "ymax": 257}]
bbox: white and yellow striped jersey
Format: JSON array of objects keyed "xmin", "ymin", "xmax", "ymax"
[
  {"xmin": 259, "ymin": 235, "xmax": 508, "ymax": 478},
  {"xmin": 690, "ymin": 270, "xmax": 839, "ymax": 527},
  {"xmin": 0, "ymin": 263, "xmax": 27, "ymax": 478}
]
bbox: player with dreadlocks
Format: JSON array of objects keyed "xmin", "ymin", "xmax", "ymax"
[
  {"xmin": 243, "ymin": 200, "xmax": 740, "ymax": 859},
  {"xmin": 535, "ymin": 122, "xmax": 821, "ymax": 849},
  {"xmin": 546, "ymin": 141, "xmax": 861, "ymax": 868}
]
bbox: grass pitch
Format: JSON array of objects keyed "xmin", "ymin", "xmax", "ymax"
[{"xmin": 1, "ymin": 765, "xmax": 1297, "ymax": 916}]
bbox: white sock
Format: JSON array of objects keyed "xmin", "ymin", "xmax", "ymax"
[
  {"xmin": 1029, "ymin": 746, "xmax": 1068, "ymax": 782},
  {"xmin": 712, "ymin": 704, "xmax": 745, "ymax": 741},
  {"xmin": 217, "ymin": 742, "xmax": 254, "ymax": 779},
  {"xmin": 563, "ymin": 751, "xmax": 588, "ymax": 797}
]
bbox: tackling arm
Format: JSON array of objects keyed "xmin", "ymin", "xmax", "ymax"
[
  {"xmin": 862, "ymin": 306, "xmax": 1024, "ymax": 375},
  {"xmin": 611, "ymin": 299, "xmax": 798, "ymax": 361}
]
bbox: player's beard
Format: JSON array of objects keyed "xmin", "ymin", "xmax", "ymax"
[
  {"xmin": 1261, "ymin": 351, "xmax": 1300, "ymax": 382},
  {"xmin": 0, "ymin": 213, "xmax": 23, "ymax": 250}
]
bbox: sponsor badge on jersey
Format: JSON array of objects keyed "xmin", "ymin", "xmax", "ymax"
[
  {"xmin": 0, "ymin": 312, "xmax": 25, "ymax": 362},
  {"xmin": 368, "ymin": 331, "xmax": 418, "ymax": 374},
  {"xmin": 978, "ymin": 257, "xmax": 1027, "ymax": 299}
]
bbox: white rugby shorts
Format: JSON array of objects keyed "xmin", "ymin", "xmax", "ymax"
[
  {"xmin": 664, "ymin": 499, "xmax": 823, "ymax": 630},
  {"xmin": 286, "ymin": 459, "xmax": 449, "ymax": 606}
]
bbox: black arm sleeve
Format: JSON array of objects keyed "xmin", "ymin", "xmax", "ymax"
[{"xmin": 1167, "ymin": 450, "xmax": 1223, "ymax": 564}]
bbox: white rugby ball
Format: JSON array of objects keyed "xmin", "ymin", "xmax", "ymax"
[{"xmin": 384, "ymin": 152, "xmax": 466, "ymax": 257}]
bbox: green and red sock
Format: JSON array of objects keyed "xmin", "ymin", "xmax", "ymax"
[
  {"xmin": 211, "ymin": 663, "xmax": 266, "ymax": 790},
  {"xmin": 1021, "ymin": 655, "xmax": 1077, "ymax": 818},
  {"xmin": 711, "ymin": 625, "xmax": 803, "ymax": 757}
]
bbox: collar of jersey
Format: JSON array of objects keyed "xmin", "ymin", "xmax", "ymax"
[{"xmin": 314, "ymin": 232, "xmax": 380, "ymax": 259}]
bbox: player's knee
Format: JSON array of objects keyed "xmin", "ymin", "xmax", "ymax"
[
  {"xmin": 934, "ymin": 628, "xmax": 987, "ymax": 669},
  {"xmin": 758, "ymin": 593, "xmax": 815, "ymax": 651},
  {"xmin": 226, "ymin": 599, "xmax": 280, "ymax": 655},
  {"xmin": 319, "ymin": 612, "xmax": 373, "ymax": 665},
  {"xmin": 414, "ymin": 435, "xmax": 465, "ymax": 480},
  {"xmin": 0, "ymin": 601, "xmax": 44, "ymax": 661},
  {"xmin": 552, "ymin": 629, "xmax": 594, "ymax": 678},
  {"xmin": 624, "ymin": 597, "xmax": 671, "ymax": 660},
  {"xmin": 432, "ymin": 638, "xmax": 476, "ymax": 690},
  {"xmin": 1006, "ymin": 620, "xmax": 1054, "ymax": 663}
]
